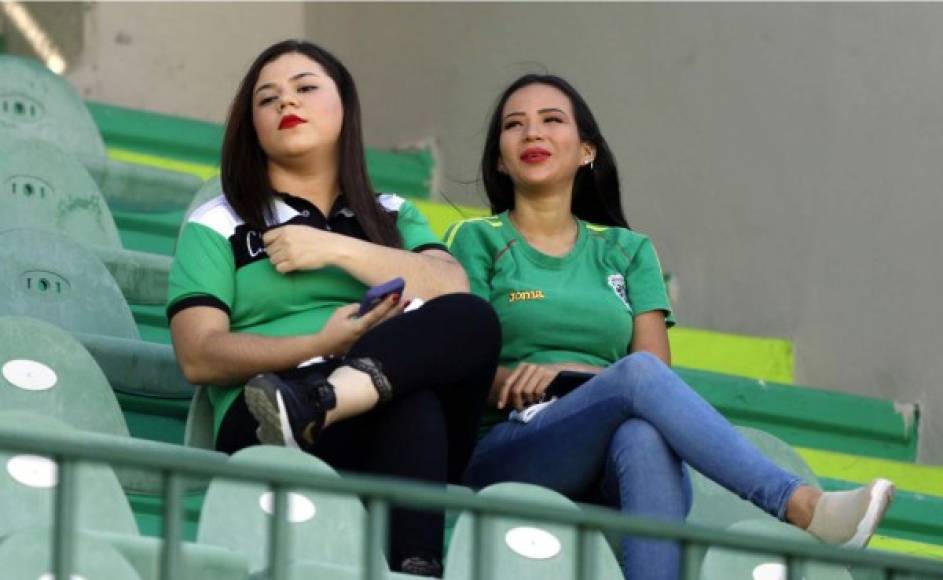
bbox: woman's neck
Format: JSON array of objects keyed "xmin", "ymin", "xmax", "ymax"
[
  {"xmin": 509, "ymin": 193, "xmax": 579, "ymax": 256},
  {"xmin": 267, "ymin": 151, "xmax": 341, "ymax": 215}
]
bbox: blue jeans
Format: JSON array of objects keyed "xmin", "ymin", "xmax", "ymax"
[{"xmin": 463, "ymin": 352, "xmax": 803, "ymax": 580}]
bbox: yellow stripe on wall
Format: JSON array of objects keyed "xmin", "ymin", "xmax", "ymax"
[
  {"xmin": 869, "ymin": 535, "xmax": 943, "ymax": 561},
  {"xmin": 797, "ymin": 447, "xmax": 943, "ymax": 498},
  {"xmin": 107, "ymin": 148, "xmax": 219, "ymax": 180},
  {"xmin": 670, "ymin": 326, "xmax": 794, "ymax": 384}
]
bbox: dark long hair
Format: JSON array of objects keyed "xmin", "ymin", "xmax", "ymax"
[
  {"xmin": 480, "ymin": 74, "xmax": 628, "ymax": 228},
  {"xmin": 221, "ymin": 39, "xmax": 401, "ymax": 246}
]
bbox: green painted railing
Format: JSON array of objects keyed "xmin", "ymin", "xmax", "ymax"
[{"xmin": 0, "ymin": 426, "xmax": 942, "ymax": 580}]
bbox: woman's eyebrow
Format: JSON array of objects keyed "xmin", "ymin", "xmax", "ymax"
[
  {"xmin": 502, "ymin": 107, "xmax": 568, "ymax": 120},
  {"xmin": 254, "ymin": 72, "xmax": 321, "ymax": 96}
]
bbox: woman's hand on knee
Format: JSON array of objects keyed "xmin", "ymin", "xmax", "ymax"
[{"xmin": 497, "ymin": 363, "xmax": 557, "ymax": 411}]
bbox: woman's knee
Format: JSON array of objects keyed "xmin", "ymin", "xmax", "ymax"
[
  {"xmin": 427, "ymin": 293, "xmax": 501, "ymax": 360},
  {"xmin": 429, "ymin": 293, "xmax": 499, "ymax": 331},
  {"xmin": 608, "ymin": 352, "xmax": 672, "ymax": 397},
  {"xmin": 613, "ymin": 351, "xmax": 666, "ymax": 376}
]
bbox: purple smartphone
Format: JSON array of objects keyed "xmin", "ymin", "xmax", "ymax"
[{"xmin": 357, "ymin": 277, "xmax": 405, "ymax": 317}]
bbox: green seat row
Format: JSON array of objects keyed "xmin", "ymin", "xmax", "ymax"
[{"xmin": 676, "ymin": 367, "xmax": 919, "ymax": 462}]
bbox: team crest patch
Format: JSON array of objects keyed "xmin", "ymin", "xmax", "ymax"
[{"xmin": 607, "ymin": 274, "xmax": 630, "ymax": 310}]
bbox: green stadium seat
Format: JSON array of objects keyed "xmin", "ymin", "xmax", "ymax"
[
  {"xmin": 74, "ymin": 332, "xmax": 191, "ymax": 400},
  {"xmin": 183, "ymin": 386, "xmax": 215, "ymax": 451},
  {"xmin": 687, "ymin": 426, "xmax": 820, "ymax": 530},
  {"xmin": 197, "ymin": 445, "xmax": 387, "ymax": 575},
  {"xmin": 698, "ymin": 519, "xmax": 852, "ymax": 580},
  {"xmin": 0, "ymin": 526, "xmax": 143, "ymax": 580},
  {"xmin": 90, "ymin": 530, "xmax": 250, "ymax": 580},
  {"xmin": 0, "ymin": 227, "xmax": 140, "ymax": 339},
  {"xmin": 0, "ymin": 411, "xmax": 246, "ymax": 579},
  {"xmin": 0, "ymin": 228, "xmax": 194, "ymax": 400},
  {"xmin": 445, "ymin": 482, "xmax": 622, "ymax": 580},
  {"xmin": 0, "ymin": 411, "xmax": 140, "ymax": 537},
  {"xmin": 0, "ymin": 54, "xmax": 201, "ymax": 212},
  {"xmin": 0, "ymin": 133, "xmax": 122, "ymax": 247},
  {"xmin": 0, "ymin": 318, "xmax": 204, "ymax": 492},
  {"xmin": 0, "ymin": 316, "xmax": 129, "ymax": 437},
  {"xmin": 0, "ymin": 55, "xmax": 106, "ymax": 171}
]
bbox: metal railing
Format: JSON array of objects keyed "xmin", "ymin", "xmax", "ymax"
[{"xmin": 1, "ymin": 425, "xmax": 942, "ymax": 580}]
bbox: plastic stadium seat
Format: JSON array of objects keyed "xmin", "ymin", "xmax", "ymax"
[
  {"xmin": 0, "ymin": 411, "xmax": 140, "ymax": 537},
  {"xmin": 445, "ymin": 482, "xmax": 622, "ymax": 580},
  {"xmin": 184, "ymin": 386, "xmax": 215, "ymax": 451},
  {"xmin": 0, "ymin": 526, "xmax": 143, "ymax": 580},
  {"xmin": 0, "ymin": 133, "xmax": 122, "ymax": 247},
  {"xmin": 699, "ymin": 519, "xmax": 852, "ymax": 580},
  {"xmin": 0, "ymin": 227, "xmax": 140, "ymax": 339},
  {"xmin": 0, "ymin": 54, "xmax": 201, "ymax": 212},
  {"xmin": 0, "ymin": 317, "xmax": 204, "ymax": 493},
  {"xmin": 0, "ymin": 55, "xmax": 105, "ymax": 171},
  {"xmin": 90, "ymin": 530, "xmax": 250, "ymax": 580},
  {"xmin": 177, "ymin": 175, "xmax": 223, "ymax": 242},
  {"xmin": 0, "ymin": 411, "xmax": 246, "ymax": 579},
  {"xmin": 0, "ymin": 316, "xmax": 129, "ymax": 437},
  {"xmin": 0, "ymin": 134, "xmax": 172, "ymax": 306},
  {"xmin": 198, "ymin": 445, "xmax": 388, "ymax": 576},
  {"xmin": 0, "ymin": 228, "xmax": 193, "ymax": 398},
  {"xmin": 687, "ymin": 426, "xmax": 821, "ymax": 530}
]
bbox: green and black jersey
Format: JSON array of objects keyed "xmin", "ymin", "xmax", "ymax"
[
  {"xmin": 168, "ymin": 192, "xmax": 446, "ymax": 438},
  {"xmin": 445, "ymin": 211, "xmax": 674, "ymax": 372}
]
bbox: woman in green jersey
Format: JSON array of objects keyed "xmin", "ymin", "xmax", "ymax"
[
  {"xmin": 169, "ymin": 40, "xmax": 500, "ymax": 575},
  {"xmin": 447, "ymin": 74, "xmax": 894, "ymax": 580}
]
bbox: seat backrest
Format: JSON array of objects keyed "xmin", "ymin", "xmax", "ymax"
[
  {"xmin": 0, "ymin": 134, "xmax": 121, "ymax": 248},
  {"xmin": 197, "ymin": 445, "xmax": 383, "ymax": 574},
  {"xmin": 0, "ymin": 410, "xmax": 139, "ymax": 537},
  {"xmin": 445, "ymin": 482, "xmax": 622, "ymax": 580},
  {"xmin": 699, "ymin": 519, "xmax": 852, "ymax": 580},
  {"xmin": 0, "ymin": 228, "xmax": 140, "ymax": 339},
  {"xmin": 184, "ymin": 385, "xmax": 216, "ymax": 451},
  {"xmin": 177, "ymin": 175, "xmax": 223, "ymax": 247},
  {"xmin": 0, "ymin": 315, "xmax": 129, "ymax": 437},
  {"xmin": 0, "ymin": 526, "xmax": 143, "ymax": 580},
  {"xmin": 0, "ymin": 54, "xmax": 108, "ymax": 170},
  {"xmin": 687, "ymin": 426, "xmax": 820, "ymax": 529}
]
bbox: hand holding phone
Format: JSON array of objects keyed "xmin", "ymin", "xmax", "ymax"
[{"xmin": 357, "ymin": 277, "xmax": 405, "ymax": 317}]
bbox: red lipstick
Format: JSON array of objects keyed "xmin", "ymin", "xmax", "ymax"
[
  {"xmin": 520, "ymin": 147, "xmax": 551, "ymax": 164},
  {"xmin": 279, "ymin": 114, "xmax": 307, "ymax": 130}
]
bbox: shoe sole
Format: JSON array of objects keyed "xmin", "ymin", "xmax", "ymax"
[
  {"xmin": 842, "ymin": 478, "xmax": 895, "ymax": 549},
  {"xmin": 244, "ymin": 376, "xmax": 300, "ymax": 450}
]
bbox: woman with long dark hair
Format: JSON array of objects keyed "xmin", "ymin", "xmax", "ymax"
[
  {"xmin": 448, "ymin": 74, "xmax": 894, "ymax": 579},
  {"xmin": 168, "ymin": 40, "xmax": 500, "ymax": 576}
]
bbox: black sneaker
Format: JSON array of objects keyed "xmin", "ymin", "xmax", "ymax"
[
  {"xmin": 244, "ymin": 371, "xmax": 337, "ymax": 453},
  {"xmin": 399, "ymin": 556, "xmax": 443, "ymax": 577}
]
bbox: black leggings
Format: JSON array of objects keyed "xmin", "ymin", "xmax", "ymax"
[{"xmin": 216, "ymin": 293, "xmax": 501, "ymax": 566}]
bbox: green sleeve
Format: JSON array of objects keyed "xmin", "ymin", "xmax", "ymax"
[
  {"xmin": 626, "ymin": 237, "xmax": 676, "ymax": 327},
  {"xmin": 167, "ymin": 222, "xmax": 236, "ymax": 315},
  {"xmin": 444, "ymin": 220, "xmax": 492, "ymax": 299},
  {"xmin": 396, "ymin": 199, "xmax": 448, "ymax": 252}
]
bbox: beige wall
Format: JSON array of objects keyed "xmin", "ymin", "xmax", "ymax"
[{"xmin": 66, "ymin": 2, "xmax": 305, "ymax": 122}]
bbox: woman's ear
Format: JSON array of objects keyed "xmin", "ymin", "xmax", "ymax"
[
  {"xmin": 581, "ymin": 143, "xmax": 597, "ymax": 166},
  {"xmin": 497, "ymin": 157, "xmax": 507, "ymax": 174}
]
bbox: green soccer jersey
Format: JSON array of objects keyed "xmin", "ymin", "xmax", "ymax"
[
  {"xmin": 444, "ymin": 211, "xmax": 675, "ymax": 372},
  {"xmin": 168, "ymin": 192, "xmax": 446, "ymax": 439}
]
